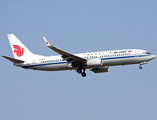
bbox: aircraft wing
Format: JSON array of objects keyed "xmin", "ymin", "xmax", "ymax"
[{"xmin": 43, "ymin": 37, "xmax": 86, "ymax": 66}]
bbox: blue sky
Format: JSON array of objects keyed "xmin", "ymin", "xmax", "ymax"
[{"xmin": 0, "ymin": 1, "xmax": 157, "ymax": 120}]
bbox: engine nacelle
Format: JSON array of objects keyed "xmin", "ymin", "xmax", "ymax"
[
  {"xmin": 91, "ymin": 67, "xmax": 109, "ymax": 73},
  {"xmin": 87, "ymin": 58, "xmax": 102, "ymax": 67}
]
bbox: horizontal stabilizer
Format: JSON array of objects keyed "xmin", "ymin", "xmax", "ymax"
[{"xmin": 2, "ymin": 56, "xmax": 24, "ymax": 63}]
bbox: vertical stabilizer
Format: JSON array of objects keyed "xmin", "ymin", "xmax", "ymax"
[{"xmin": 8, "ymin": 34, "xmax": 34, "ymax": 60}]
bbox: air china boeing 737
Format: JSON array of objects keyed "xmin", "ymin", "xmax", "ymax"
[{"xmin": 2, "ymin": 34, "xmax": 156, "ymax": 77}]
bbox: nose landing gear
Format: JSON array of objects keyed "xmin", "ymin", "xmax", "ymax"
[
  {"xmin": 139, "ymin": 65, "xmax": 142, "ymax": 69},
  {"xmin": 139, "ymin": 61, "xmax": 147, "ymax": 69}
]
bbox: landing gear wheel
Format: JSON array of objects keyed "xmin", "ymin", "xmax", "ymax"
[
  {"xmin": 77, "ymin": 66, "xmax": 86, "ymax": 77},
  {"xmin": 81, "ymin": 72, "xmax": 86, "ymax": 77},
  {"xmin": 77, "ymin": 69, "xmax": 82, "ymax": 74},
  {"xmin": 139, "ymin": 66, "xmax": 142, "ymax": 69}
]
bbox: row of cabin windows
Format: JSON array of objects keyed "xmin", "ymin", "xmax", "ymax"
[
  {"xmin": 87, "ymin": 53, "xmax": 131, "ymax": 58},
  {"xmin": 41, "ymin": 59, "xmax": 64, "ymax": 63},
  {"xmin": 85, "ymin": 51, "xmax": 127, "ymax": 56},
  {"xmin": 41, "ymin": 53, "xmax": 131, "ymax": 63},
  {"xmin": 100, "ymin": 53, "xmax": 130, "ymax": 57}
]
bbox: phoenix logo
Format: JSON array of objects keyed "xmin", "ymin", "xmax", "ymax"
[{"xmin": 13, "ymin": 45, "xmax": 24, "ymax": 57}]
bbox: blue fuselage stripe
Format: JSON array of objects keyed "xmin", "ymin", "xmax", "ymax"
[{"xmin": 23, "ymin": 61, "xmax": 68, "ymax": 68}]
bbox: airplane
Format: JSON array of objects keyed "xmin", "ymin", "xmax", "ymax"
[{"xmin": 2, "ymin": 34, "xmax": 156, "ymax": 77}]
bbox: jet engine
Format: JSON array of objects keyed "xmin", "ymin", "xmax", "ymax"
[
  {"xmin": 91, "ymin": 67, "xmax": 109, "ymax": 73},
  {"xmin": 87, "ymin": 58, "xmax": 102, "ymax": 67}
]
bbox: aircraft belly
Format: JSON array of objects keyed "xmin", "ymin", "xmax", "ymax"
[
  {"xmin": 25, "ymin": 63, "xmax": 70, "ymax": 71},
  {"xmin": 102, "ymin": 59, "xmax": 125, "ymax": 66},
  {"xmin": 102, "ymin": 57, "xmax": 144, "ymax": 66},
  {"xmin": 132, "ymin": 56, "xmax": 149, "ymax": 63},
  {"xmin": 38, "ymin": 64, "xmax": 69, "ymax": 71}
]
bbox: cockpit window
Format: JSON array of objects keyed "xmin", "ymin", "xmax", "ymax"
[{"xmin": 144, "ymin": 52, "xmax": 152, "ymax": 54}]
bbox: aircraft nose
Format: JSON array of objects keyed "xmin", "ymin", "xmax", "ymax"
[
  {"xmin": 151, "ymin": 55, "xmax": 156, "ymax": 60},
  {"xmin": 153, "ymin": 55, "xmax": 156, "ymax": 59}
]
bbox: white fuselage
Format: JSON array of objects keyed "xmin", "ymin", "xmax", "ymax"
[
  {"xmin": 3, "ymin": 34, "xmax": 155, "ymax": 77},
  {"xmin": 16, "ymin": 49, "xmax": 155, "ymax": 71}
]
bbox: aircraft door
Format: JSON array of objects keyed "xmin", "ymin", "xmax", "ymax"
[
  {"xmin": 33, "ymin": 59, "xmax": 36, "ymax": 66},
  {"xmin": 135, "ymin": 51, "xmax": 139, "ymax": 57}
]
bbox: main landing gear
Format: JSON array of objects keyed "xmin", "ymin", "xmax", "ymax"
[{"xmin": 77, "ymin": 67, "xmax": 86, "ymax": 77}]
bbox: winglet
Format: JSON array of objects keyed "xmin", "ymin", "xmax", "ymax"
[{"xmin": 43, "ymin": 37, "xmax": 51, "ymax": 47}]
